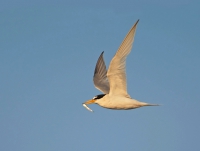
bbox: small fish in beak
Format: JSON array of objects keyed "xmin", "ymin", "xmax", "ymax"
[{"xmin": 83, "ymin": 103, "xmax": 93, "ymax": 112}]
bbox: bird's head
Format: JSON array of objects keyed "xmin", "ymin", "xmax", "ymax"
[{"xmin": 84, "ymin": 94, "xmax": 106, "ymax": 105}]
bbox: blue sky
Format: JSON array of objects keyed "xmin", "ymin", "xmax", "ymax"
[{"xmin": 1, "ymin": 1, "xmax": 200, "ymax": 151}]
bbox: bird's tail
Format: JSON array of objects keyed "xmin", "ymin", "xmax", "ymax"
[
  {"xmin": 145, "ymin": 103, "xmax": 160, "ymax": 106},
  {"xmin": 137, "ymin": 101, "xmax": 160, "ymax": 107}
]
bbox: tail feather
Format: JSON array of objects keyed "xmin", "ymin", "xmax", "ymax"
[
  {"xmin": 146, "ymin": 103, "xmax": 160, "ymax": 106},
  {"xmin": 135, "ymin": 101, "xmax": 160, "ymax": 108}
]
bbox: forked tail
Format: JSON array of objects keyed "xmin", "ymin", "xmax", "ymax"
[{"xmin": 146, "ymin": 103, "xmax": 160, "ymax": 106}]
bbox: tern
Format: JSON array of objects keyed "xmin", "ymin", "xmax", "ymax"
[{"xmin": 83, "ymin": 20, "xmax": 159, "ymax": 112}]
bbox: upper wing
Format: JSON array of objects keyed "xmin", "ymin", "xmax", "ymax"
[
  {"xmin": 107, "ymin": 20, "xmax": 139, "ymax": 97},
  {"xmin": 93, "ymin": 51, "xmax": 110, "ymax": 94}
]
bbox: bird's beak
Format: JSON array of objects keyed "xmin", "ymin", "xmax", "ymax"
[{"xmin": 84, "ymin": 99, "xmax": 95, "ymax": 105}]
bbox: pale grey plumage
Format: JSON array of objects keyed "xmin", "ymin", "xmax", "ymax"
[
  {"xmin": 107, "ymin": 20, "xmax": 139, "ymax": 97},
  {"xmin": 93, "ymin": 51, "xmax": 110, "ymax": 94}
]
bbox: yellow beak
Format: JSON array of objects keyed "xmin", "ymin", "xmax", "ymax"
[{"xmin": 84, "ymin": 99, "xmax": 95, "ymax": 105}]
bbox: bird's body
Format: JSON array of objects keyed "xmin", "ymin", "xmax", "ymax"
[
  {"xmin": 83, "ymin": 20, "xmax": 158, "ymax": 112},
  {"xmin": 96, "ymin": 95, "xmax": 152, "ymax": 110}
]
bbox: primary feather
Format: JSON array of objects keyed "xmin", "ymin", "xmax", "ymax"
[
  {"xmin": 107, "ymin": 20, "xmax": 139, "ymax": 97},
  {"xmin": 93, "ymin": 51, "xmax": 110, "ymax": 94}
]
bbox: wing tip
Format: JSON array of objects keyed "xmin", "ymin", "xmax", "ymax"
[
  {"xmin": 93, "ymin": 51, "xmax": 106, "ymax": 75},
  {"xmin": 134, "ymin": 19, "xmax": 139, "ymax": 27}
]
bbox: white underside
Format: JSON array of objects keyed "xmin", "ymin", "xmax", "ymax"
[{"xmin": 95, "ymin": 95, "xmax": 152, "ymax": 110}]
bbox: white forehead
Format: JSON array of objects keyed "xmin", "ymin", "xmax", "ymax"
[{"xmin": 92, "ymin": 96, "xmax": 97, "ymax": 100}]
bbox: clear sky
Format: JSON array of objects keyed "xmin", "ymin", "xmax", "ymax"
[{"xmin": 1, "ymin": 1, "xmax": 200, "ymax": 151}]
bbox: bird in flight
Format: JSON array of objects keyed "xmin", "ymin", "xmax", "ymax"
[{"xmin": 83, "ymin": 20, "xmax": 159, "ymax": 112}]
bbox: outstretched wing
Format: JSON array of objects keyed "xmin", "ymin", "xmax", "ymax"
[
  {"xmin": 107, "ymin": 20, "xmax": 139, "ymax": 97},
  {"xmin": 93, "ymin": 51, "xmax": 110, "ymax": 94}
]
